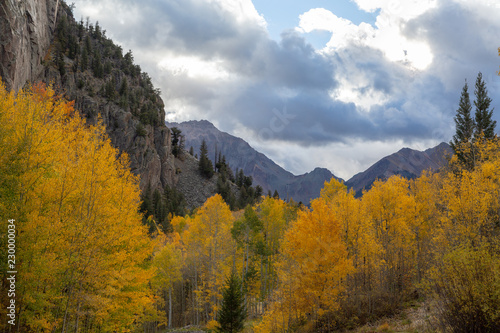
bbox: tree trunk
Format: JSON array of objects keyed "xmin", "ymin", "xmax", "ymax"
[{"xmin": 169, "ymin": 287, "xmax": 173, "ymax": 328}]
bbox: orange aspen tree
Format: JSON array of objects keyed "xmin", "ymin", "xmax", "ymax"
[{"xmin": 256, "ymin": 191, "xmax": 352, "ymax": 332}]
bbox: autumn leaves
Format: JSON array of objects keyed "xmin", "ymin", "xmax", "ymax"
[
  {"xmin": 256, "ymin": 149, "xmax": 500, "ymax": 332},
  {"xmin": 0, "ymin": 83, "xmax": 155, "ymax": 331}
]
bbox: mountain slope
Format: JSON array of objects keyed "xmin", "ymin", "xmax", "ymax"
[
  {"xmin": 168, "ymin": 120, "xmax": 339, "ymax": 204},
  {"xmin": 0, "ymin": 1, "xmax": 176, "ymax": 191},
  {"xmin": 346, "ymin": 142, "xmax": 453, "ymax": 196}
]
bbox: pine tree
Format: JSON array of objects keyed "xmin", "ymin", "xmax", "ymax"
[
  {"xmin": 450, "ymin": 79, "xmax": 475, "ymax": 168},
  {"xmin": 80, "ymin": 47, "xmax": 88, "ymax": 71},
  {"xmin": 216, "ymin": 272, "xmax": 247, "ymax": 333},
  {"xmin": 474, "ymin": 72, "xmax": 496, "ymax": 139},
  {"xmin": 171, "ymin": 127, "xmax": 183, "ymax": 158},
  {"xmin": 199, "ymin": 139, "xmax": 214, "ymax": 178},
  {"xmin": 451, "ymin": 80, "xmax": 474, "ymax": 148}
]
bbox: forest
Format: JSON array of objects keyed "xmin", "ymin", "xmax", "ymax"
[{"xmin": 0, "ymin": 79, "xmax": 499, "ymax": 332}]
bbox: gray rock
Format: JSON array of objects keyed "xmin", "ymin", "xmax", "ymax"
[
  {"xmin": 0, "ymin": 0, "xmax": 59, "ymax": 91},
  {"xmin": 0, "ymin": 1, "xmax": 177, "ymax": 193}
]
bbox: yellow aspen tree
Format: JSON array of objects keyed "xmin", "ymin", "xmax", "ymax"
[
  {"xmin": 439, "ymin": 155, "xmax": 493, "ymax": 248},
  {"xmin": 320, "ymin": 179, "xmax": 378, "ymax": 315},
  {"xmin": 152, "ymin": 233, "xmax": 183, "ymax": 329},
  {"xmin": 181, "ymin": 195, "xmax": 235, "ymax": 323},
  {"xmin": 409, "ymin": 172, "xmax": 441, "ymax": 283},
  {"xmin": 0, "ymin": 82, "xmax": 155, "ymax": 332},
  {"xmin": 361, "ymin": 176, "xmax": 415, "ymax": 308},
  {"xmin": 256, "ymin": 195, "xmax": 352, "ymax": 332},
  {"xmin": 254, "ymin": 197, "xmax": 288, "ymax": 302},
  {"xmin": 285, "ymin": 198, "xmax": 352, "ymax": 315}
]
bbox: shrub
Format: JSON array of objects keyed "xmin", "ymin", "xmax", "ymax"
[{"xmin": 430, "ymin": 244, "xmax": 500, "ymax": 333}]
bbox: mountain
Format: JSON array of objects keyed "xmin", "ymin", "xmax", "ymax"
[
  {"xmin": 0, "ymin": 0, "xmax": 176, "ymax": 192},
  {"xmin": 346, "ymin": 142, "xmax": 453, "ymax": 196},
  {"xmin": 167, "ymin": 120, "xmax": 340, "ymax": 204}
]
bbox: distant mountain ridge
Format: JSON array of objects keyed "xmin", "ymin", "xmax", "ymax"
[
  {"xmin": 346, "ymin": 142, "xmax": 453, "ymax": 196},
  {"xmin": 169, "ymin": 120, "xmax": 452, "ymax": 202},
  {"xmin": 167, "ymin": 120, "xmax": 339, "ymax": 204}
]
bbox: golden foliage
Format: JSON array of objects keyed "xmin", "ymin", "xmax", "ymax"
[{"xmin": 0, "ymin": 82, "xmax": 155, "ymax": 332}]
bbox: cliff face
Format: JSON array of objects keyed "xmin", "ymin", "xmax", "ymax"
[
  {"xmin": 0, "ymin": 0, "xmax": 59, "ymax": 91},
  {"xmin": 0, "ymin": 0, "xmax": 176, "ymax": 191}
]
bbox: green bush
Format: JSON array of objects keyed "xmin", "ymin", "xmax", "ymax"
[{"xmin": 430, "ymin": 244, "xmax": 500, "ymax": 333}]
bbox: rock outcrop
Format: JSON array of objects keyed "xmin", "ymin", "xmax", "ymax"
[
  {"xmin": 0, "ymin": 0, "xmax": 176, "ymax": 192},
  {"xmin": 0, "ymin": 0, "xmax": 59, "ymax": 91}
]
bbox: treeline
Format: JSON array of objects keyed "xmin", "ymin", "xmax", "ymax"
[{"xmin": 159, "ymin": 195, "xmax": 299, "ymax": 330}]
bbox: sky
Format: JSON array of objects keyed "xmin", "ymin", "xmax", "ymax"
[{"xmin": 71, "ymin": 0, "xmax": 500, "ymax": 180}]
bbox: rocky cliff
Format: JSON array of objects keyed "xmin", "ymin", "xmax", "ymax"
[
  {"xmin": 0, "ymin": 0, "xmax": 176, "ymax": 191},
  {"xmin": 0, "ymin": 0, "xmax": 59, "ymax": 91}
]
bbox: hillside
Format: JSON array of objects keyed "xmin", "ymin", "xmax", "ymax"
[
  {"xmin": 167, "ymin": 120, "xmax": 340, "ymax": 204},
  {"xmin": 0, "ymin": 0, "xmax": 176, "ymax": 191},
  {"xmin": 346, "ymin": 142, "xmax": 453, "ymax": 196}
]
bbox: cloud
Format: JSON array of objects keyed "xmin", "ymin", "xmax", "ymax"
[{"xmin": 71, "ymin": 0, "xmax": 500, "ymax": 178}]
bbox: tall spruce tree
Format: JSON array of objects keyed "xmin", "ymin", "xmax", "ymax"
[
  {"xmin": 474, "ymin": 72, "xmax": 496, "ymax": 139},
  {"xmin": 216, "ymin": 272, "xmax": 246, "ymax": 333},
  {"xmin": 171, "ymin": 127, "xmax": 183, "ymax": 158},
  {"xmin": 451, "ymin": 79, "xmax": 475, "ymax": 167},
  {"xmin": 199, "ymin": 139, "xmax": 214, "ymax": 178}
]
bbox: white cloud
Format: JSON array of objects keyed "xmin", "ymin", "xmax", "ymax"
[
  {"xmin": 212, "ymin": 0, "xmax": 266, "ymax": 27},
  {"xmin": 353, "ymin": 0, "xmax": 437, "ymax": 19},
  {"xmin": 158, "ymin": 55, "xmax": 234, "ymax": 80},
  {"xmin": 297, "ymin": 6, "xmax": 433, "ymax": 71},
  {"xmin": 297, "ymin": 8, "xmax": 375, "ymax": 49}
]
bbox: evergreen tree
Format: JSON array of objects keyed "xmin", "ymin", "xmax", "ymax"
[
  {"xmin": 236, "ymin": 169, "xmax": 244, "ymax": 187},
  {"xmin": 171, "ymin": 127, "xmax": 183, "ymax": 158},
  {"xmin": 255, "ymin": 185, "xmax": 263, "ymax": 199},
  {"xmin": 80, "ymin": 47, "xmax": 88, "ymax": 71},
  {"xmin": 119, "ymin": 78, "xmax": 128, "ymax": 96},
  {"xmin": 104, "ymin": 77, "xmax": 116, "ymax": 100},
  {"xmin": 216, "ymin": 272, "xmax": 246, "ymax": 333},
  {"xmin": 56, "ymin": 48, "xmax": 66, "ymax": 77},
  {"xmin": 199, "ymin": 139, "xmax": 214, "ymax": 178},
  {"xmin": 189, "ymin": 146, "xmax": 194, "ymax": 156},
  {"xmin": 450, "ymin": 79, "xmax": 475, "ymax": 168},
  {"xmin": 474, "ymin": 72, "xmax": 496, "ymax": 139},
  {"xmin": 92, "ymin": 52, "xmax": 104, "ymax": 78}
]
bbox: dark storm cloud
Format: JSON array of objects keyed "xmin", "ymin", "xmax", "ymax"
[{"xmin": 73, "ymin": 0, "xmax": 500, "ymax": 148}]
